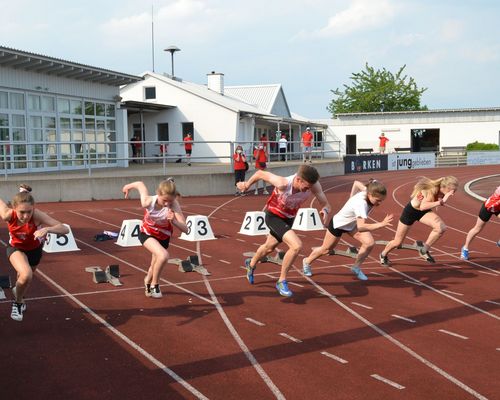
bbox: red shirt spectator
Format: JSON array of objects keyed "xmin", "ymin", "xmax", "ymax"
[
  {"xmin": 301, "ymin": 129, "xmax": 313, "ymax": 147},
  {"xmin": 183, "ymin": 134, "xmax": 193, "ymax": 151},
  {"xmin": 254, "ymin": 144, "xmax": 267, "ymax": 170},
  {"xmin": 379, "ymin": 133, "xmax": 389, "ymax": 153}
]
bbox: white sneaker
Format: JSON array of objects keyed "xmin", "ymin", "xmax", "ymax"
[
  {"xmin": 254, "ymin": 190, "xmax": 259, "ymax": 195},
  {"xmin": 11, "ymin": 302, "xmax": 26, "ymax": 322},
  {"xmin": 263, "ymin": 190, "xmax": 269, "ymax": 195},
  {"xmin": 302, "ymin": 258, "xmax": 312, "ymax": 277},
  {"xmin": 150, "ymin": 285, "xmax": 163, "ymax": 298}
]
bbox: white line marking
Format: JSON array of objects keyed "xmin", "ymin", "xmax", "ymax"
[
  {"xmin": 219, "ymin": 259, "xmax": 231, "ymax": 264},
  {"xmin": 252, "ymin": 243, "xmax": 261, "ymax": 246},
  {"xmin": 438, "ymin": 329, "xmax": 468, "ymax": 340},
  {"xmin": 370, "ymin": 272, "xmax": 386, "ymax": 277},
  {"xmin": 279, "ymin": 333, "xmax": 302, "ymax": 343},
  {"xmin": 320, "ymin": 351, "xmax": 348, "ymax": 364},
  {"xmin": 245, "ymin": 317, "xmax": 266, "ymax": 327},
  {"xmin": 351, "ymin": 302, "xmax": 373, "ymax": 310},
  {"xmin": 0, "ymin": 239, "xmax": 7, "ymax": 246},
  {"xmin": 441, "ymin": 289, "xmax": 464, "ymax": 296},
  {"xmin": 202, "ymin": 253, "xmax": 212, "ymax": 258},
  {"xmin": 485, "ymin": 300, "xmax": 500, "ymax": 306},
  {"xmin": 300, "ymin": 269, "xmax": 489, "ymax": 399},
  {"xmin": 371, "ymin": 374, "xmax": 405, "ymax": 390},
  {"xmin": 202, "ymin": 276, "xmax": 285, "ymax": 399},
  {"xmin": 288, "ymin": 282, "xmax": 304, "ymax": 288},
  {"xmin": 442, "ymin": 245, "xmax": 457, "ymax": 250},
  {"xmin": 478, "ymin": 270, "xmax": 498, "ymax": 277},
  {"xmin": 442, "ymin": 263, "xmax": 462, "ymax": 269},
  {"xmin": 236, "ymin": 238, "xmax": 246, "ymax": 243},
  {"xmin": 37, "ymin": 270, "xmax": 209, "ymax": 399},
  {"xmin": 221, "ymin": 219, "xmax": 230, "ymax": 222},
  {"xmin": 317, "ymin": 259, "xmax": 329, "ymax": 263},
  {"xmin": 392, "ymin": 314, "xmax": 416, "ymax": 323},
  {"xmin": 403, "ymin": 279, "xmax": 423, "ymax": 286}
]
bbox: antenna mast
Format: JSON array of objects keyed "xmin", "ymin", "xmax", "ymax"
[{"xmin": 151, "ymin": 4, "xmax": 155, "ymax": 72}]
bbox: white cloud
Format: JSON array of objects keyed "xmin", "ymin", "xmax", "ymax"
[
  {"xmin": 394, "ymin": 33, "xmax": 424, "ymax": 47},
  {"xmin": 461, "ymin": 43, "xmax": 500, "ymax": 63},
  {"xmin": 439, "ymin": 19, "xmax": 464, "ymax": 42}
]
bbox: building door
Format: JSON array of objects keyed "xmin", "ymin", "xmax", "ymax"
[
  {"xmin": 411, "ymin": 128, "xmax": 440, "ymax": 152},
  {"xmin": 346, "ymin": 135, "xmax": 356, "ymax": 154}
]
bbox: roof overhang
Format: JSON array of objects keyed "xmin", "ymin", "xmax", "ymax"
[
  {"xmin": 0, "ymin": 46, "xmax": 142, "ymax": 86},
  {"xmin": 120, "ymin": 100, "xmax": 175, "ymax": 113}
]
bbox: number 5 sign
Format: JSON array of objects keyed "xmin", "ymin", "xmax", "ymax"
[
  {"xmin": 179, "ymin": 215, "xmax": 216, "ymax": 241},
  {"xmin": 292, "ymin": 208, "xmax": 325, "ymax": 231},
  {"xmin": 43, "ymin": 224, "xmax": 80, "ymax": 253}
]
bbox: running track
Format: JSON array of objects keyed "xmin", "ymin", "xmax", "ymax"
[{"xmin": 0, "ymin": 165, "xmax": 499, "ymax": 399}]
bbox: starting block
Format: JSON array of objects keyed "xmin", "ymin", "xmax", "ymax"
[
  {"xmin": 375, "ymin": 240, "xmax": 425, "ymax": 251},
  {"xmin": 85, "ymin": 265, "xmax": 123, "ymax": 286},
  {"xmin": 243, "ymin": 250, "xmax": 285, "ymax": 265},
  {"xmin": 168, "ymin": 255, "xmax": 211, "ymax": 275},
  {"xmin": 292, "ymin": 208, "xmax": 324, "ymax": 231},
  {"xmin": 179, "ymin": 215, "xmax": 216, "ymax": 241},
  {"xmin": 0, "ymin": 275, "xmax": 10, "ymax": 300},
  {"xmin": 239, "ymin": 211, "xmax": 269, "ymax": 236},
  {"xmin": 329, "ymin": 246, "xmax": 359, "ymax": 259}
]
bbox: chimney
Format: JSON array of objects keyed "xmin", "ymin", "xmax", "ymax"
[{"xmin": 207, "ymin": 71, "xmax": 224, "ymax": 94}]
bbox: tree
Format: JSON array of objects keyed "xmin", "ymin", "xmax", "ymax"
[{"xmin": 327, "ymin": 63, "xmax": 427, "ymax": 115}]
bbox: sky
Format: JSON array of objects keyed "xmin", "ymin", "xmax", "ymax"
[{"xmin": 1, "ymin": 0, "xmax": 499, "ymax": 118}]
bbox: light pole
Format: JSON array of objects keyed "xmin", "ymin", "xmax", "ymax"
[{"xmin": 164, "ymin": 45, "xmax": 180, "ymax": 77}]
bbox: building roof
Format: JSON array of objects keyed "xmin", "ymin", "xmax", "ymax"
[
  {"xmin": 0, "ymin": 45, "xmax": 142, "ymax": 86},
  {"xmin": 224, "ymin": 84, "xmax": 290, "ymax": 115},
  {"xmin": 335, "ymin": 107, "xmax": 500, "ymax": 118}
]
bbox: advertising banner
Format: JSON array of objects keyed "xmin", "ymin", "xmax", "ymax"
[
  {"xmin": 344, "ymin": 155, "xmax": 388, "ymax": 174},
  {"xmin": 467, "ymin": 151, "xmax": 500, "ymax": 165},
  {"xmin": 388, "ymin": 153, "xmax": 435, "ymax": 171}
]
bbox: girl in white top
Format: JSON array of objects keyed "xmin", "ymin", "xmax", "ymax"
[
  {"xmin": 303, "ymin": 180, "xmax": 393, "ymax": 281},
  {"xmin": 122, "ymin": 179, "xmax": 188, "ymax": 298}
]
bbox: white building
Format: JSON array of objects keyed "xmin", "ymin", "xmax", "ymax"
[
  {"xmin": 0, "ymin": 46, "xmax": 141, "ymax": 173},
  {"xmin": 317, "ymin": 108, "xmax": 500, "ymax": 154},
  {"xmin": 120, "ymin": 71, "xmax": 328, "ymax": 163}
]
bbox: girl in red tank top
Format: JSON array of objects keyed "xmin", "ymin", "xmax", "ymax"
[{"xmin": 0, "ymin": 185, "xmax": 69, "ymax": 322}]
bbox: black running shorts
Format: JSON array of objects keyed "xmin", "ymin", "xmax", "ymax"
[
  {"xmin": 138, "ymin": 231, "xmax": 170, "ymax": 249},
  {"xmin": 7, "ymin": 244, "xmax": 43, "ymax": 267},
  {"xmin": 399, "ymin": 202, "xmax": 430, "ymax": 226},
  {"xmin": 478, "ymin": 202, "xmax": 500, "ymax": 222},
  {"xmin": 265, "ymin": 211, "xmax": 294, "ymax": 243}
]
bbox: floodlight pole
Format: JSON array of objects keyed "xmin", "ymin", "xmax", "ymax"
[{"xmin": 164, "ymin": 45, "xmax": 181, "ymax": 77}]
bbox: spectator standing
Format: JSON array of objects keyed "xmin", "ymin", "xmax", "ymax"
[
  {"xmin": 301, "ymin": 127, "xmax": 314, "ymax": 163},
  {"xmin": 278, "ymin": 133, "xmax": 288, "ymax": 161},
  {"xmin": 130, "ymin": 134, "xmax": 142, "ymax": 163},
  {"xmin": 379, "ymin": 132, "xmax": 389, "ymax": 154},
  {"xmin": 233, "ymin": 145, "xmax": 247, "ymax": 196},
  {"xmin": 183, "ymin": 133, "xmax": 193, "ymax": 166},
  {"xmin": 253, "ymin": 143, "xmax": 269, "ymax": 195}
]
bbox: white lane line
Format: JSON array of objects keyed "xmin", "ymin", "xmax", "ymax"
[
  {"xmin": 392, "ymin": 314, "xmax": 416, "ymax": 323},
  {"xmin": 441, "ymin": 289, "xmax": 464, "ymax": 296},
  {"xmin": 245, "ymin": 317, "xmax": 266, "ymax": 327},
  {"xmin": 442, "ymin": 245, "xmax": 457, "ymax": 250},
  {"xmin": 202, "ymin": 253, "xmax": 212, "ymax": 258},
  {"xmin": 279, "ymin": 333, "xmax": 302, "ymax": 343},
  {"xmin": 252, "ymin": 243, "xmax": 261, "ymax": 246},
  {"xmin": 288, "ymin": 282, "xmax": 304, "ymax": 288},
  {"xmin": 37, "ymin": 270, "xmax": 209, "ymax": 399},
  {"xmin": 317, "ymin": 259, "xmax": 329, "ymax": 263},
  {"xmin": 202, "ymin": 276, "xmax": 285, "ymax": 399},
  {"xmin": 351, "ymin": 302, "xmax": 373, "ymax": 310},
  {"xmin": 485, "ymin": 300, "xmax": 500, "ymax": 306},
  {"xmin": 438, "ymin": 329, "xmax": 469, "ymax": 340},
  {"xmin": 371, "ymin": 272, "xmax": 386, "ymax": 277},
  {"xmin": 442, "ymin": 263, "xmax": 462, "ymax": 269},
  {"xmin": 371, "ymin": 374, "xmax": 405, "ymax": 390},
  {"xmin": 219, "ymin": 259, "xmax": 231, "ymax": 264},
  {"xmin": 403, "ymin": 279, "xmax": 423, "ymax": 286},
  {"xmin": 300, "ymin": 269, "xmax": 489, "ymax": 400},
  {"xmin": 320, "ymin": 351, "xmax": 348, "ymax": 364},
  {"xmin": 478, "ymin": 270, "xmax": 498, "ymax": 277},
  {"xmin": 236, "ymin": 238, "xmax": 246, "ymax": 243},
  {"xmin": 221, "ymin": 219, "xmax": 230, "ymax": 222}
]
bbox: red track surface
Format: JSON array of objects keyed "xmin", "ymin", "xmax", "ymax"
[{"xmin": 1, "ymin": 165, "xmax": 499, "ymax": 399}]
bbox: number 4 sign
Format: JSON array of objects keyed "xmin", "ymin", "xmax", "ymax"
[
  {"xmin": 43, "ymin": 224, "xmax": 80, "ymax": 253},
  {"xmin": 179, "ymin": 215, "xmax": 216, "ymax": 241},
  {"xmin": 116, "ymin": 219, "xmax": 142, "ymax": 247},
  {"xmin": 292, "ymin": 208, "xmax": 325, "ymax": 231}
]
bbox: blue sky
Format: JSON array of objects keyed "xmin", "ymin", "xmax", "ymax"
[{"xmin": 1, "ymin": 0, "xmax": 499, "ymax": 118}]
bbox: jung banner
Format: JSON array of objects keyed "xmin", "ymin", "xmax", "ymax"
[{"xmin": 388, "ymin": 153, "xmax": 435, "ymax": 171}]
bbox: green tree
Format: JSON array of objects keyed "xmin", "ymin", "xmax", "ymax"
[{"xmin": 327, "ymin": 63, "xmax": 428, "ymax": 115}]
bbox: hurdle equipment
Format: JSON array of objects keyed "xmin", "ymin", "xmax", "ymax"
[
  {"xmin": 168, "ymin": 256, "xmax": 211, "ymax": 276},
  {"xmin": 179, "ymin": 215, "xmax": 216, "ymax": 241},
  {"xmin": 85, "ymin": 265, "xmax": 123, "ymax": 286},
  {"xmin": 0, "ymin": 275, "xmax": 10, "ymax": 300},
  {"xmin": 375, "ymin": 240, "xmax": 425, "ymax": 251},
  {"xmin": 239, "ymin": 211, "xmax": 269, "ymax": 236},
  {"xmin": 292, "ymin": 208, "xmax": 324, "ymax": 231},
  {"xmin": 116, "ymin": 219, "xmax": 141, "ymax": 247},
  {"xmin": 243, "ymin": 250, "xmax": 285, "ymax": 265},
  {"xmin": 43, "ymin": 224, "xmax": 80, "ymax": 253}
]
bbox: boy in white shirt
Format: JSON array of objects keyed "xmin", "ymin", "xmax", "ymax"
[{"xmin": 303, "ymin": 180, "xmax": 392, "ymax": 280}]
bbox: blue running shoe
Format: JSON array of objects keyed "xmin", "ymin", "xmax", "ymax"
[
  {"xmin": 460, "ymin": 247, "xmax": 469, "ymax": 260},
  {"xmin": 244, "ymin": 258, "xmax": 255, "ymax": 284},
  {"xmin": 352, "ymin": 266, "xmax": 368, "ymax": 281},
  {"xmin": 276, "ymin": 280, "xmax": 293, "ymax": 297}
]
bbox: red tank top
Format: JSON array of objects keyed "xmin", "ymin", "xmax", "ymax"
[
  {"xmin": 266, "ymin": 174, "xmax": 311, "ymax": 218},
  {"xmin": 8, "ymin": 210, "xmax": 41, "ymax": 250},
  {"xmin": 140, "ymin": 196, "xmax": 174, "ymax": 240},
  {"xmin": 485, "ymin": 186, "xmax": 500, "ymax": 213}
]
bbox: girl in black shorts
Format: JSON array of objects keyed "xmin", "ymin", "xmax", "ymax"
[{"xmin": 379, "ymin": 176, "xmax": 458, "ymax": 265}]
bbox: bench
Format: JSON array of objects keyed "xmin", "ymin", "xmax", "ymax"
[
  {"xmin": 441, "ymin": 146, "xmax": 466, "ymax": 156},
  {"xmin": 394, "ymin": 147, "xmax": 411, "ymax": 153},
  {"xmin": 357, "ymin": 148, "xmax": 373, "ymax": 154}
]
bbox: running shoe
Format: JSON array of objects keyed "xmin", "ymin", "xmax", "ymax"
[
  {"xmin": 276, "ymin": 280, "xmax": 293, "ymax": 297},
  {"xmin": 150, "ymin": 284, "xmax": 163, "ymax": 299},
  {"xmin": 460, "ymin": 247, "xmax": 469, "ymax": 260},
  {"xmin": 254, "ymin": 190, "xmax": 259, "ymax": 195},
  {"xmin": 379, "ymin": 253, "xmax": 390, "ymax": 266},
  {"xmin": 302, "ymin": 258, "xmax": 312, "ymax": 277},
  {"xmin": 497, "ymin": 240, "xmax": 500, "ymax": 247},
  {"xmin": 419, "ymin": 248, "xmax": 435, "ymax": 263},
  {"xmin": 11, "ymin": 302, "xmax": 26, "ymax": 322},
  {"xmin": 245, "ymin": 258, "xmax": 255, "ymax": 284},
  {"xmin": 352, "ymin": 266, "xmax": 368, "ymax": 281},
  {"xmin": 263, "ymin": 190, "xmax": 269, "ymax": 195}
]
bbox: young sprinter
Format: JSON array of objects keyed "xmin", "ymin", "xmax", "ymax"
[
  {"xmin": 122, "ymin": 179, "xmax": 188, "ymax": 298},
  {"xmin": 237, "ymin": 165, "xmax": 331, "ymax": 297},
  {"xmin": 379, "ymin": 176, "xmax": 458, "ymax": 266},
  {"xmin": 302, "ymin": 180, "xmax": 392, "ymax": 281},
  {"xmin": 0, "ymin": 185, "xmax": 69, "ymax": 322},
  {"xmin": 461, "ymin": 185, "xmax": 500, "ymax": 260}
]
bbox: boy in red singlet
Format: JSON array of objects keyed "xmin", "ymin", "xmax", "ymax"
[
  {"xmin": 122, "ymin": 179, "xmax": 188, "ymax": 298},
  {"xmin": 0, "ymin": 185, "xmax": 69, "ymax": 321},
  {"xmin": 237, "ymin": 165, "xmax": 331, "ymax": 297},
  {"xmin": 461, "ymin": 185, "xmax": 500, "ymax": 260}
]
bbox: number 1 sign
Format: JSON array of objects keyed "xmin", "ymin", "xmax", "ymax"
[{"xmin": 292, "ymin": 208, "xmax": 325, "ymax": 231}]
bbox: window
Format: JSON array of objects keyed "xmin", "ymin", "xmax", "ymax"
[
  {"xmin": 145, "ymin": 87, "xmax": 156, "ymax": 100},
  {"xmin": 182, "ymin": 122, "xmax": 194, "ymax": 139},
  {"xmin": 157, "ymin": 123, "xmax": 169, "ymax": 141},
  {"xmin": 313, "ymin": 130, "xmax": 323, "ymax": 147}
]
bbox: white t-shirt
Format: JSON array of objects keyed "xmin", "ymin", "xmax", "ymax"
[
  {"xmin": 278, "ymin": 138, "xmax": 287, "ymax": 149},
  {"xmin": 332, "ymin": 190, "xmax": 372, "ymax": 231}
]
